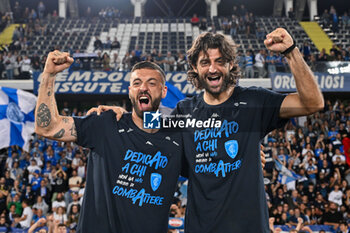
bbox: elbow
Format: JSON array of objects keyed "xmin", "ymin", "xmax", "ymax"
[
  {"xmin": 304, "ymin": 98, "xmax": 324, "ymax": 115},
  {"xmin": 34, "ymin": 124, "xmax": 51, "ymax": 138}
]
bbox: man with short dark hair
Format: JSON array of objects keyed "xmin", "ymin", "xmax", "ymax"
[{"xmin": 35, "ymin": 52, "xmax": 184, "ymax": 233}]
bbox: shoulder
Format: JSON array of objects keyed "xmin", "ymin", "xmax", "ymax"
[{"xmin": 175, "ymin": 94, "xmax": 202, "ymax": 113}]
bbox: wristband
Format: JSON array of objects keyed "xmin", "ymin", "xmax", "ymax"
[{"xmin": 281, "ymin": 38, "xmax": 296, "ymax": 55}]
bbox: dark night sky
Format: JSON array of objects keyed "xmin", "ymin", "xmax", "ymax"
[{"xmin": 10, "ymin": 0, "xmax": 350, "ymax": 18}]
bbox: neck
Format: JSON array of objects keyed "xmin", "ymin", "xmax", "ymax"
[
  {"xmin": 131, "ymin": 111, "xmax": 159, "ymax": 133},
  {"xmin": 203, "ymin": 86, "xmax": 235, "ymax": 105}
]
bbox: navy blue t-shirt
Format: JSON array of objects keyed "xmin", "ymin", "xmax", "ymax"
[
  {"xmin": 74, "ymin": 111, "xmax": 183, "ymax": 233},
  {"xmin": 174, "ymin": 86, "xmax": 288, "ymax": 233}
]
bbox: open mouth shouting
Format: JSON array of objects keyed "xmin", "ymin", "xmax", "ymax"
[
  {"xmin": 138, "ymin": 94, "xmax": 152, "ymax": 111},
  {"xmin": 206, "ymin": 74, "xmax": 222, "ymax": 87}
]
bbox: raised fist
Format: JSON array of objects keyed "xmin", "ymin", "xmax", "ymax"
[
  {"xmin": 43, "ymin": 50, "xmax": 74, "ymax": 76},
  {"xmin": 264, "ymin": 28, "xmax": 294, "ymax": 53}
]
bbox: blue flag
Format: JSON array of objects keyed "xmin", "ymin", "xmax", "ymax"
[
  {"xmin": 0, "ymin": 87, "xmax": 37, "ymax": 151},
  {"xmin": 274, "ymin": 159, "xmax": 302, "ymax": 184},
  {"xmin": 160, "ymin": 82, "xmax": 185, "ymax": 115}
]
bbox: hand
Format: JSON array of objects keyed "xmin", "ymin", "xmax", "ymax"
[
  {"xmin": 87, "ymin": 105, "xmax": 127, "ymax": 121},
  {"xmin": 43, "ymin": 50, "xmax": 74, "ymax": 76},
  {"xmin": 37, "ymin": 218, "xmax": 47, "ymax": 225},
  {"xmin": 264, "ymin": 28, "xmax": 294, "ymax": 53},
  {"xmin": 297, "ymin": 217, "xmax": 303, "ymax": 224}
]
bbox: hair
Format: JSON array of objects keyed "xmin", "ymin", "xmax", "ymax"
[
  {"xmin": 131, "ymin": 61, "xmax": 166, "ymax": 84},
  {"xmin": 186, "ymin": 32, "xmax": 240, "ymax": 89}
]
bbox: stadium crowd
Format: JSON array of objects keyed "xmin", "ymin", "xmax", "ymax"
[{"xmin": 0, "ymin": 96, "xmax": 350, "ymax": 232}]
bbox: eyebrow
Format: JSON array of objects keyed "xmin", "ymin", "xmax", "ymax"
[
  {"xmin": 199, "ymin": 57, "xmax": 224, "ymax": 63},
  {"xmin": 132, "ymin": 77, "xmax": 158, "ymax": 83}
]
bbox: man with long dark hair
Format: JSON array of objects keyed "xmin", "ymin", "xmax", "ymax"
[{"xmin": 172, "ymin": 29, "xmax": 323, "ymax": 232}]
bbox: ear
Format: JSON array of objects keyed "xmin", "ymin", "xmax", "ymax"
[
  {"xmin": 192, "ymin": 64, "xmax": 198, "ymax": 73},
  {"xmin": 229, "ymin": 61, "xmax": 234, "ymax": 71},
  {"xmin": 162, "ymin": 85, "xmax": 168, "ymax": 99}
]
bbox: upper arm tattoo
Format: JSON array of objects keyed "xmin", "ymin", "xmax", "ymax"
[
  {"xmin": 70, "ymin": 123, "xmax": 77, "ymax": 137},
  {"xmin": 53, "ymin": 129, "xmax": 65, "ymax": 138},
  {"xmin": 36, "ymin": 103, "xmax": 51, "ymax": 127}
]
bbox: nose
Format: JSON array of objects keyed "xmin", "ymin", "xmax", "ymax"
[
  {"xmin": 139, "ymin": 82, "xmax": 149, "ymax": 91},
  {"xmin": 208, "ymin": 63, "xmax": 217, "ymax": 73}
]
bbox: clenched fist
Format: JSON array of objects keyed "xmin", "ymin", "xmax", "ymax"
[
  {"xmin": 264, "ymin": 28, "xmax": 294, "ymax": 53},
  {"xmin": 43, "ymin": 50, "xmax": 74, "ymax": 76}
]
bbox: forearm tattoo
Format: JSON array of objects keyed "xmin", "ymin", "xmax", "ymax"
[
  {"xmin": 70, "ymin": 123, "xmax": 77, "ymax": 137},
  {"xmin": 53, "ymin": 129, "xmax": 65, "ymax": 138},
  {"xmin": 36, "ymin": 103, "xmax": 51, "ymax": 127}
]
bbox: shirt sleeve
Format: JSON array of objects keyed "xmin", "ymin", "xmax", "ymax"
[
  {"xmin": 259, "ymin": 87, "xmax": 289, "ymax": 138},
  {"xmin": 73, "ymin": 111, "xmax": 115, "ymax": 149}
]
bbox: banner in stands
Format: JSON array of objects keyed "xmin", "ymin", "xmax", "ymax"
[
  {"xmin": 33, "ymin": 71, "xmax": 200, "ymax": 95},
  {"xmin": 271, "ymin": 72, "xmax": 350, "ymax": 92}
]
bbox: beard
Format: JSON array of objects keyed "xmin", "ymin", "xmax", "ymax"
[
  {"xmin": 197, "ymin": 71, "xmax": 231, "ymax": 96},
  {"xmin": 130, "ymin": 91, "xmax": 162, "ymax": 119}
]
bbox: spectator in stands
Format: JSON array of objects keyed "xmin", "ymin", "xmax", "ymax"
[
  {"xmin": 255, "ymin": 49, "xmax": 267, "ymax": 78},
  {"xmin": 3, "ymin": 52, "xmax": 16, "ymax": 79},
  {"xmin": 67, "ymin": 204, "xmax": 79, "ymax": 231},
  {"xmin": 111, "ymin": 37, "xmax": 121, "ymax": 50},
  {"xmin": 221, "ymin": 17, "xmax": 230, "ymax": 34},
  {"xmin": 317, "ymin": 48, "xmax": 329, "ymax": 61},
  {"xmin": 321, "ymin": 9, "xmax": 331, "ymax": 27},
  {"xmin": 323, "ymin": 202, "xmax": 343, "ymax": 230},
  {"xmin": 28, "ymin": 217, "xmax": 47, "ymax": 233},
  {"xmin": 342, "ymin": 12, "xmax": 350, "ymax": 26},
  {"xmin": 330, "ymin": 6, "xmax": 339, "ymax": 32},
  {"xmin": 102, "ymin": 53, "xmax": 111, "ymax": 71},
  {"xmin": 32, "ymin": 208, "xmax": 45, "ymax": 224},
  {"xmin": 199, "ymin": 18, "xmax": 207, "ymax": 31},
  {"xmin": 31, "ymin": 53, "xmax": 41, "ymax": 71},
  {"xmin": 266, "ymin": 51, "xmax": 276, "ymax": 77},
  {"xmin": 19, "ymin": 199, "xmax": 33, "ymax": 228},
  {"xmin": 130, "ymin": 50, "xmax": 141, "ymax": 68},
  {"xmin": 53, "ymin": 206, "xmax": 67, "ymax": 225},
  {"xmin": 301, "ymin": 42, "xmax": 311, "ymax": 61},
  {"xmin": 93, "ymin": 36, "xmax": 103, "ymax": 51},
  {"xmin": 163, "ymin": 51, "xmax": 175, "ymax": 72},
  {"xmin": 0, "ymin": 215, "xmax": 10, "ymax": 230},
  {"xmin": 13, "ymin": 1, "xmax": 22, "ymax": 23},
  {"xmin": 338, "ymin": 222, "xmax": 349, "ymax": 233},
  {"xmin": 154, "ymin": 52, "xmax": 164, "ymax": 70},
  {"xmin": 191, "ymin": 14, "xmax": 200, "ymax": 27},
  {"xmin": 288, "ymin": 8, "xmax": 295, "ymax": 19},
  {"xmin": 239, "ymin": 4, "xmax": 247, "ymax": 16},
  {"xmin": 52, "ymin": 193, "xmax": 66, "ymax": 213},
  {"xmin": 104, "ymin": 36, "xmax": 112, "ymax": 50},
  {"xmin": 232, "ymin": 5, "xmax": 239, "ymax": 17},
  {"xmin": 229, "ymin": 15, "xmax": 238, "ymax": 38},
  {"xmin": 37, "ymin": 2, "xmax": 46, "ymax": 19},
  {"xmin": 110, "ymin": 52, "xmax": 121, "ymax": 71},
  {"xmin": 7, "ymin": 193, "xmax": 22, "ymax": 215},
  {"xmin": 33, "ymin": 196, "xmax": 49, "ymax": 216},
  {"xmin": 176, "ymin": 52, "xmax": 187, "ymax": 71},
  {"xmin": 244, "ymin": 50, "xmax": 254, "ymax": 78}
]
